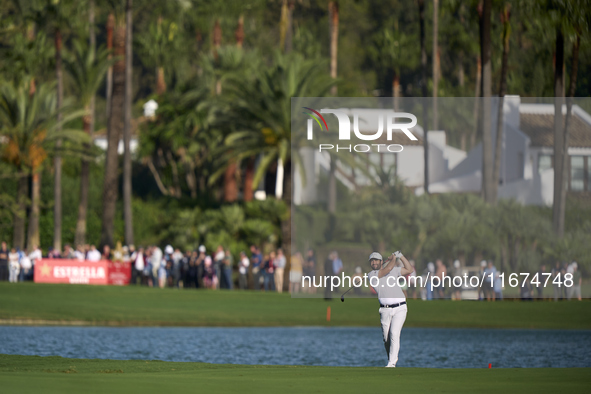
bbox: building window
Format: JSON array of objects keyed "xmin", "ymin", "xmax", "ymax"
[
  {"xmin": 570, "ymin": 156, "xmax": 585, "ymax": 191},
  {"xmin": 538, "ymin": 154, "xmax": 552, "ymax": 173}
]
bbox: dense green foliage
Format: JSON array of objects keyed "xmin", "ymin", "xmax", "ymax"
[
  {"xmin": 296, "ymin": 188, "xmax": 591, "ymax": 274},
  {"xmin": 0, "ymin": 0, "xmax": 589, "ymax": 258}
]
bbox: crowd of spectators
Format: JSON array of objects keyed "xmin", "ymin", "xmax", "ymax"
[
  {"xmin": 402, "ymin": 258, "xmax": 582, "ymax": 301},
  {"xmin": 0, "ymin": 240, "xmax": 295, "ymax": 292},
  {"xmin": 0, "ymin": 240, "xmax": 582, "ymax": 300}
]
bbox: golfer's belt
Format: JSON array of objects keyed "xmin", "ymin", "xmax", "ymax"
[{"xmin": 380, "ymin": 301, "xmax": 407, "ymax": 308}]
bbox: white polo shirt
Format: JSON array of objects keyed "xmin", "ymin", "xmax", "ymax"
[{"xmin": 368, "ymin": 266, "xmax": 406, "ymax": 305}]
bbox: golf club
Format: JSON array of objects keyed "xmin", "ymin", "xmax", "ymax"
[{"xmin": 340, "ymin": 286, "xmax": 354, "ymax": 302}]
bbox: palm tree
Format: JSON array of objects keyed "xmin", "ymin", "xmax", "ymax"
[
  {"xmin": 216, "ymin": 51, "xmax": 335, "ymax": 290},
  {"xmin": 201, "ymin": 45, "xmax": 261, "ymax": 201},
  {"xmin": 551, "ymin": 0, "xmax": 589, "ymax": 237},
  {"xmin": 135, "ymin": 17, "xmax": 179, "ymax": 96},
  {"xmin": 106, "ymin": 12, "xmax": 115, "ymax": 120},
  {"xmin": 367, "ymin": 28, "xmax": 417, "ymax": 112},
  {"xmin": 101, "ymin": 13, "xmax": 126, "ymax": 249},
  {"xmin": 2, "ymin": 30, "xmax": 52, "ymax": 249},
  {"xmin": 328, "ymin": 1, "xmax": 338, "ymax": 95},
  {"xmin": 418, "ymin": 0, "xmax": 429, "ymax": 194},
  {"xmin": 433, "ymin": 0, "xmax": 439, "ymax": 131},
  {"xmin": 123, "ymin": 0, "xmax": 134, "ymax": 246},
  {"xmin": 327, "ymin": 1, "xmax": 339, "ymax": 214},
  {"xmin": 480, "ymin": 0, "xmax": 494, "ymax": 204},
  {"xmin": 280, "ymin": 0, "xmax": 295, "ymax": 53},
  {"xmin": 64, "ymin": 41, "xmax": 112, "ymax": 246},
  {"xmin": 10, "ymin": 0, "xmax": 78, "ymax": 251},
  {"xmin": 138, "ymin": 84, "xmax": 222, "ymax": 200},
  {"xmin": 492, "ymin": 4, "xmax": 511, "ymax": 204},
  {"xmin": 0, "ymin": 80, "xmax": 86, "ymax": 251}
]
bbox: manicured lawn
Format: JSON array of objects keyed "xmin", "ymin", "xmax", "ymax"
[
  {"xmin": 0, "ymin": 282, "xmax": 590, "ymax": 329},
  {"xmin": 0, "ymin": 354, "xmax": 589, "ymax": 394}
]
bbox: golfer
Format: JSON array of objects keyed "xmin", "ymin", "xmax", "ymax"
[{"xmin": 368, "ymin": 251, "xmax": 414, "ymax": 368}]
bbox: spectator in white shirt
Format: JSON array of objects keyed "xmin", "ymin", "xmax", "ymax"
[
  {"xmin": 274, "ymin": 248, "xmax": 286, "ymax": 293},
  {"xmin": 131, "ymin": 247, "xmax": 145, "ymax": 285},
  {"xmin": 19, "ymin": 252, "xmax": 32, "ymax": 281},
  {"xmin": 74, "ymin": 245, "xmax": 85, "ymax": 261},
  {"xmin": 87, "ymin": 245, "xmax": 101, "ymax": 262},
  {"xmin": 28, "ymin": 246, "xmax": 42, "ymax": 265},
  {"xmin": 8, "ymin": 248, "xmax": 20, "ymax": 283},
  {"xmin": 151, "ymin": 246, "xmax": 163, "ymax": 287},
  {"xmin": 238, "ymin": 252, "xmax": 250, "ymax": 290}
]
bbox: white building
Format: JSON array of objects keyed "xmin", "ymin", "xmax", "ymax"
[
  {"xmin": 294, "ymin": 99, "xmax": 591, "ymax": 206},
  {"xmin": 294, "ymin": 108, "xmax": 467, "ymax": 205},
  {"xmin": 425, "ymin": 97, "xmax": 591, "ymax": 206}
]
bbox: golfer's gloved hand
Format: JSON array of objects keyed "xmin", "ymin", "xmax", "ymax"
[{"xmin": 394, "ymin": 251, "xmax": 403, "ymax": 258}]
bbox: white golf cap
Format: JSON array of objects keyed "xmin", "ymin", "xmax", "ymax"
[
  {"xmin": 368, "ymin": 252, "xmax": 383, "ymax": 261},
  {"xmin": 199, "ymin": 245, "xmax": 206, "ymax": 252}
]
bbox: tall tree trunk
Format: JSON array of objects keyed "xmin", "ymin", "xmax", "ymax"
[
  {"xmin": 155, "ymin": 16, "xmax": 166, "ymax": 96},
  {"xmin": 492, "ymin": 5, "xmax": 510, "ymax": 204},
  {"xmin": 100, "ymin": 22, "xmax": 126, "ymax": 249},
  {"xmin": 281, "ymin": 159, "xmax": 292, "ymax": 292},
  {"xmin": 27, "ymin": 22, "xmax": 36, "ymax": 96},
  {"xmin": 221, "ymin": 15, "xmax": 246, "ymax": 202},
  {"xmin": 552, "ymin": 28, "xmax": 565, "ymax": 236},
  {"xmin": 156, "ymin": 67, "xmax": 166, "ymax": 95},
  {"xmin": 26, "ymin": 171, "xmax": 40, "ymax": 253},
  {"xmin": 89, "ymin": 0, "xmax": 95, "ymax": 50},
  {"xmin": 329, "ymin": 1, "xmax": 338, "ymax": 96},
  {"xmin": 166, "ymin": 151, "xmax": 181, "ymax": 198},
  {"xmin": 123, "ymin": 0, "xmax": 134, "ymax": 246},
  {"xmin": 480, "ymin": 0, "xmax": 493, "ymax": 203},
  {"xmin": 75, "ymin": 109, "xmax": 92, "ymax": 247},
  {"xmin": 419, "ymin": 0, "xmax": 429, "ymax": 194},
  {"xmin": 392, "ymin": 71, "xmax": 400, "ymax": 111},
  {"xmin": 75, "ymin": 2, "xmax": 96, "ymax": 247},
  {"xmin": 106, "ymin": 13, "xmax": 115, "ymax": 121},
  {"xmin": 471, "ymin": 56, "xmax": 482, "ymax": 149},
  {"xmin": 244, "ymin": 157, "xmax": 255, "ymax": 202},
  {"xmin": 284, "ymin": 1, "xmax": 294, "ymax": 53},
  {"xmin": 224, "ymin": 160, "xmax": 238, "ymax": 202},
  {"xmin": 235, "ymin": 15, "xmax": 244, "ymax": 49},
  {"xmin": 432, "ymin": 0, "xmax": 439, "ymax": 131},
  {"xmin": 458, "ymin": 52, "xmax": 465, "ymax": 88},
  {"xmin": 327, "ymin": 1, "xmax": 339, "ymax": 214},
  {"xmin": 185, "ymin": 162, "xmax": 197, "ymax": 198},
  {"xmin": 555, "ymin": 33, "xmax": 579, "ymax": 237},
  {"xmin": 53, "ymin": 27, "xmax": 63, "ymax": 253},
  {"xmin": 13, "ymin": 173, "xmax": 28, "ymax": 250},
  {"xmin": 328, "ymin": 157, "xmax": 336, "ymax": 213},
  {"xmin": 213, "ymin": 19, "xmax": 222, "ymax": 95}
]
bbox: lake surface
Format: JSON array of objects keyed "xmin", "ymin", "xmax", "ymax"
[{"xmin": 1, "ymin": 326, "xmax": 589, "ymax": 368}]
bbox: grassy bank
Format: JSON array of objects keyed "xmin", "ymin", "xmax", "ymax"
[
  {"xmin": 1, "ymin": 283, "xmax": 590, "ymax": 329},
  {"xmin": 0, "ymin": 355, "xmax": 589, "ymax": 394}
]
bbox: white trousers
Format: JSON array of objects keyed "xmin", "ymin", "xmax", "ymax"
[
  {"xmin": 379, "ymin": 304, "xmax": 407, "ymax": 366},
  {"xmin": 9, "ymin": 266, "xmax": 20, "ymax": 283}
]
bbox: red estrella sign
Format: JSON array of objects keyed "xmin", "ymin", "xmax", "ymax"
[{"xmin": 34, "ymin": 259, "xmax": 131, "ymax": 285}]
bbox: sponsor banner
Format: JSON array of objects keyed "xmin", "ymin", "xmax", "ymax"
[
  {"xmin": 108, "ymin": 261, "xmax": 132, "ymax": 286},
  {"xmin": 34, "ymin": 259, "xmax": 131, "ymax": 285}
]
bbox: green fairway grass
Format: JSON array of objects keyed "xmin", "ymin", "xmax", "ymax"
[
  {"xmin": 0, "ymin": 283, "xmax": 590, "ymax": 329},
  {"xmin": 0, "ymin": 355, "xmax": 589, "ymax": 394}
]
